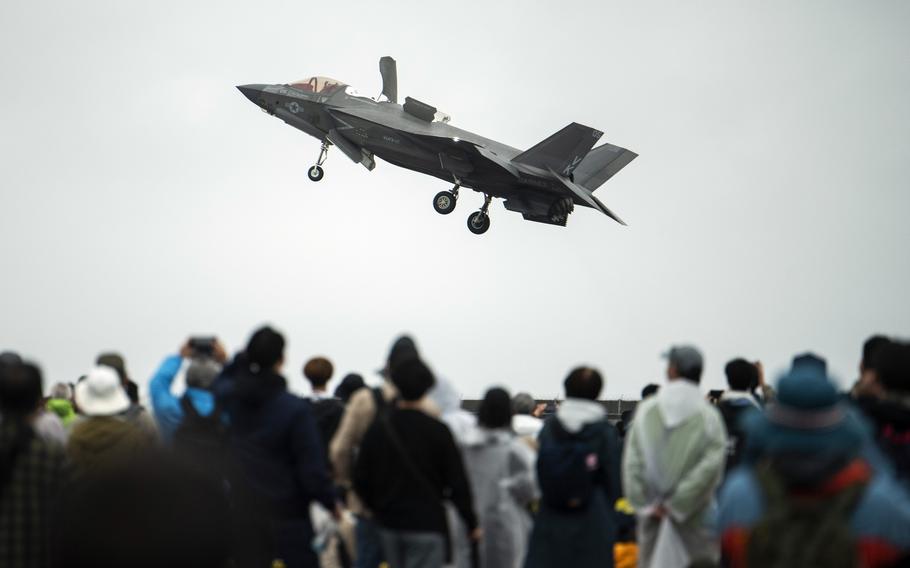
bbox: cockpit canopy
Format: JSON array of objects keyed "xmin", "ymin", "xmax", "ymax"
[{"xmin": 289, "ymin": 76, "xmax": 346, "ymax": 95}]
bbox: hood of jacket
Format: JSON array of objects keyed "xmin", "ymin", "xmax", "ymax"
[
  {"xmin": 462, "ymin": 425, "xmax": 514, "ymax": 448},
  {"xmin": 656, "ymin": 379, "xmax": 705, "ymax": 429},
  {"xmin": 513, "ymin": 414, "xmax": 543, "ymax": 438},
  {"xmin": 215, "ymin": 353, "xmax": 287, "ymax": 410},
  {"xmin": 556, "ymin": 398, "xmax": 607, "ymax": 434},
  {"xmin": 720, "ymin": 390, "xmax": 761, "ymax": 409}
]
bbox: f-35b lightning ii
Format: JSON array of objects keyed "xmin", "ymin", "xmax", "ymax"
[{"xmin": 237, "ymin": 57, "xmax": 637, "ymax": 234}]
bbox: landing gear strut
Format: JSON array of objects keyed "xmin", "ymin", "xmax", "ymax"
[
  {"xmin": 467, "ymin": 194, "xmax": 492, "ymax": 235},
  {"xmin": 308, "ymin": 140, "xmax": 330, "ymax": 182},
  {"xmin": 433, "ymin": 183, "xmax": 460, "ymax": 215}
]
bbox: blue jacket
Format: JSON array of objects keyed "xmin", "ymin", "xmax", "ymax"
[{"xmin": 149, "ymin": 355, "xmax": 215, "ymax": 444}]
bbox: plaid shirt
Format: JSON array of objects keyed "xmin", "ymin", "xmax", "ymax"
[{"xmin": 0, "ymin": 423, "xmax": 66, "ymax": 568}]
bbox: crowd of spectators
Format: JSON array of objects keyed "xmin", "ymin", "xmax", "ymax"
[{"xmin": 1, "ymin": 328, "xmax": 909, "ymax": 568}]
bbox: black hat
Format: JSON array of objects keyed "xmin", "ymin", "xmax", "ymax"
[{"xmin": 390, "ymin": 358, "xmax": 435, "ymax": 401}]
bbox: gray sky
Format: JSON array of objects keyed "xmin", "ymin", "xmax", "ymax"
[{"xmin": 1, "ymin": 0, "xmax": 908, "ymax": 399}]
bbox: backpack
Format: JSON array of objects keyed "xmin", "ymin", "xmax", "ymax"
[
  {"xmin": 746, "ymin": 463, "xmax": 868, "ymax": 568},
  {"xmin": 536, "ymin": 419, "xmax": 606, "ymax": 512},
  {"xmin": 717, "ymin": 398, "xmax": 755, "ymax": 471}
]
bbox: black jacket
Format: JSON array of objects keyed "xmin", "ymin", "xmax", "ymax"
[
  {"xmin": 214, "ymin": 357, "xmax": 336, "ymax": 519},
  {"xmin": 353, "ymin": 407, "xmax": 477, "ymax": 535}
]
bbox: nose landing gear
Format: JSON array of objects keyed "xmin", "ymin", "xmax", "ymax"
[{"xmin": 308, "ymin": 140, "xmax": 330, "ymax": 182}]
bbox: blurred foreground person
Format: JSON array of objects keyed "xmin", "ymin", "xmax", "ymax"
[
  {"xmin": 462, "ymin": 387, "xmax": 536, "ymax": 568},
  {"xmin": 149, "ymin": 338, "xmax": 226, "ymax": 444},
  {"xmin": 854, "ymin": 339, "xmax": 910, "ymax": 485},
  {"xmin": 331, "ymin": 336, "xmax": 433, "ymax": 568},
  {"xmin": 718, "ymin": 353, "xmax": 910, "ymax": 567},
  {"xmin": 354, "ymin": 356, "xmax": 478, "ymax": 568},
  {"xmin": 95, "ymin": 352, "xmax": 156, "ymax": 435},
  {"xmin": 45, "ymin": 383, "xmax": 77, "ymax": 429},
  {"xmin": 214, "ymin": 325, "xmax": 337, "ymax": 568},
  {"xmin": 622, "ymin": 345, "xmax": 727, "ymax": 567},
  {"xmin": 56, "ymin": 449, "xmax": 231, "ymax": 568},
  {"xmin": 0, "ymin": 361, "xmax": 66, "ymax": 568},
  {"xmin": 334, "ymin": 373, "xmax": 366, "ymax": 404},
  {"xmin": 68, "ymin": 366, "xmax": 155, "ymax": 476},
  {"xmin": 525, "ymin": 367, "xmax": 621, "ymax": 568},
  {"xmin": 304, "ymin": 356, "xmax": 345, "ymax": 464}
]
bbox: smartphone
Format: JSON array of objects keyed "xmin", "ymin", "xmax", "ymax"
[{"xmin": 188, "ymin": 336, "xmax": 216, "ymax": 357}]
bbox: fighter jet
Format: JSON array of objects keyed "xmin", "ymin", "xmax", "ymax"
[{"xmin": 237, "ymin": 57, "xmax": 637, "ymax": 234}]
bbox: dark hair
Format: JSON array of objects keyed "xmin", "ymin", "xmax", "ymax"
[
  {"xmin": 862, "ymin": 335, "xmax": 891, "ymax": 371},
  {"xmin": 334, "ymin": 373, "xmax": 366, "ymax": 403},
  {"xmin": 303, "ymin": 357, "xmax": 334, "ymax": 387},
  {"xmin": 478, "ymin": 387, "xmax": 512, "ymax": 429},
  {"xmin": 390, "ymin": 358, "xmax": 435, "ymax": 402},
  {"xmin": 564, "ymin": 367, "xmax": 603, "ymax": 400},
  {"xmin": 245, "ymin": 326, "xmax": 285, "ymax": 372},
  {"xmin": 641, "ymin": 384, "xmax": 660, "ymax": 399},
  {"xmin": 0, "ymin": 361, "xmax": 43, "ymax": 417},
  {"xmin": 725, "ymin": 358, "xmax": 758, "ymax": 391},
  {"xmin": 876, "ymin": 340, "xmax": 910, "ymax": 394}
]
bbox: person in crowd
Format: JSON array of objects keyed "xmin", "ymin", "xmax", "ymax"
[
  {"xmin": 149, "ymin": 339, "xmax": 227, "ymax": 444},
  {"xmin": 718, "ymin": 353, "xmax": 910, "ymax": 567},
  {"xmin": 330, "ymin": 336, "xmax": 435, "ymax": 568},
  {"xmin": 304, "ymin": 356, "xmax": 346, "ymax": 463},
  {"xmin": 525, "ymin": 367, "xmax": 622, "ymax": 568},
  {"xmin": 622, "ymin": 345, "xmax": 727, "ymax": 567},
  {"xmin": 717, "ymin": 358, "xmax": 762, "ymax": 472},
  {"xmin": 461, "ymin": 387, "xmax": 536, "ymax": 568},
  {"xmin": 641, "ymin": 384, "xmax": 660, "ymax": 399},
  {"xmin": 68, "ymin": 366, "xmax": 156, "ymax": 476},
  {"xmin": 429, "ymin": 375, "xmax": 476, "ymax": 443},
  {"xmin": 334, "ymin": 373, "xmax": 366, "ymax": 404},
  {"xmin": 853, "ymin": 338, "xmax": 910, "ymax": 485},
  {"xmin": 213, "ymin": 325, "xmax": 337, "ymax": 568},
  {"xmin": 46, "ymin": 383, "xmax": 77, "ymax": 429},
  {"xmin": 56, "ymin": 448, "xmax": 232, "ymax": 568},
  {"xmin": 512, "ymin": 392, "xmax": 544, "ymax": 441},
  {"xmin": 353, "ymin": 354, "xmax": 478, "ymax": 568},
  {"xmin": 96, "ymin": 352, "xmax": 157, "ymax": 436},
  {"xmin": 851, "ymin": 334, "xmax": 891, "ymax": 398},
  {"xmin": 0, "ymin": 360, "xmax": 67, "ymax": 568}
]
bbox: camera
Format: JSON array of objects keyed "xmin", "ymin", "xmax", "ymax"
[{"xmin": 188, "ymin": 337, "xmax": 216, "ymax": 357}]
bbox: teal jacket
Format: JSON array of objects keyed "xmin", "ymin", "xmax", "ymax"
[{"xmin": 149, "ymin": 354, "xmax": 215, "ymax": 444}]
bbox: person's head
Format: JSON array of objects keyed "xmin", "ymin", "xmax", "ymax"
[
  {"xmin": 875, "ymin": 340, "xmax": 910, "ymax": 395},
  {"xmin": 478, "ymin": 387, "xmax": 512, "ymax": 429},
  {"xmin": 96, "ymin": 352, "xmax": 129, "ymax": 384},
  {"xmin": 511, "ymin": 392, "xmax": 537, "ymax": 416},
  {"xmin": 383, "ymin": 335, "xmax": 419, "ymax": 379},
  {"xmin": 0, "ymin": 361, "xmax": 43, "ymax": 418},
  {"xmin": 303, "ymin": 357, "xmax": 334, "ymax": 391},
  {"xmin": 246, "ymin": 326, "xmax": 285, "ymax": 373},
  {"xmin": 334, "ymin": 373, "xmax": 366, "ymax": 403},
  {"xmin": 641, "ymin": 383, "xmax": 660, "ymax": 399},
  {"xmin": 74, "ymin": 366, "xmax": 131, "ymax": 417},
  {"xmin": 861, "ymin": 335, "xmax": 891, "ymax": 373},
  {"xmin": 564, "ymin": 366, "xmax": 603, "ymax": 400},
  {"xmin": 185, "ymin": 358, "xmax": 222, "ymax": 390},
  {"xmin": 50, "ymin": 382, "xmax": 74, "ymax": 401},
  {"xmin": 390, "ymin": 357, "xmax": 435, "ymax": 402},
  {"xmin": 665, "ymin": 345, "xmax": 704, "ymax": 384},
  {"xmin": 725, "ymin": 358, "xmax": 759, "ymax": 391}
]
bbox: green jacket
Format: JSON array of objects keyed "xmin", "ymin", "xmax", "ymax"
[{"xmin": 46, "ymin": 398, "xmax": 77, "ymax": 428}]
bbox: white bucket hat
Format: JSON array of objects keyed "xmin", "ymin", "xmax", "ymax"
[{"xmin": 75, "ymin": 366, "xmax": 131, "ymax": 417}]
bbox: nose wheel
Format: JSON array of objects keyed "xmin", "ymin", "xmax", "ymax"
[
  {"xmin": 467, "ymin": 194, "xmax": 493, "ymax": 235},
  {"xmin": 433, "ymin": 184, "xmax": 459, "ymax": 215},
  {"xmin": 308, "ymin": 140, "xmax": 330, "ymax": 182}
]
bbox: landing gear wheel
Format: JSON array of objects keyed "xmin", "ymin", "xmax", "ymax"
[
  {"xmin": 433, "ymin": 191, "xmax": 457, "ymax": 215},
  {"xmin": 467, "ymin": 211, "xmax": 491, "ymax": 235},
  {"xmin": 307, "ymin": 165, "xmax": 324, "ymax": 182}
]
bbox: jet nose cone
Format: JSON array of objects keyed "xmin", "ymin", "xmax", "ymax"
[{"xmin": 237, "ymin": 84, "xmax": 267, "ymax": 104}]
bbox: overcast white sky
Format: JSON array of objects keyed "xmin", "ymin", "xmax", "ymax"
[{"xmin": 1, "ymin": 0, "xmax": 908, "ymax": 399}]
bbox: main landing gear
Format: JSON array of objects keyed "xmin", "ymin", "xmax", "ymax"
[
  {"xmin": 433, "ymin": 184, "xmax": 459, "ymax": 215},
  {"xmin": 467, "ymin": 194, "xmax": 492, "ymax": 235},
  {"xmin": 308, "ymin": 140, "xmax": 330, "ymax": 182}
]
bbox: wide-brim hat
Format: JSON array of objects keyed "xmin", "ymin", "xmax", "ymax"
[
  {"xmin": 742, "ymin": 353, "xmax": 868, "ymax": 459},
  {"xmin": 75, "ymin": 366, "xmax": 131, "ymax": 417}
]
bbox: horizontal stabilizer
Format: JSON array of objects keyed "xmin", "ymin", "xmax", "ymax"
[
  {"xmin": 573, "ymin": 143, "xmax": 638, "ymax": 191},
  {"xmin": 513, "ymin": 123, "xmax": 603, "ymax": 176},
  {"xmin": 549, "ymin": 167, "xmax": 626, "ymax": 225}
]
